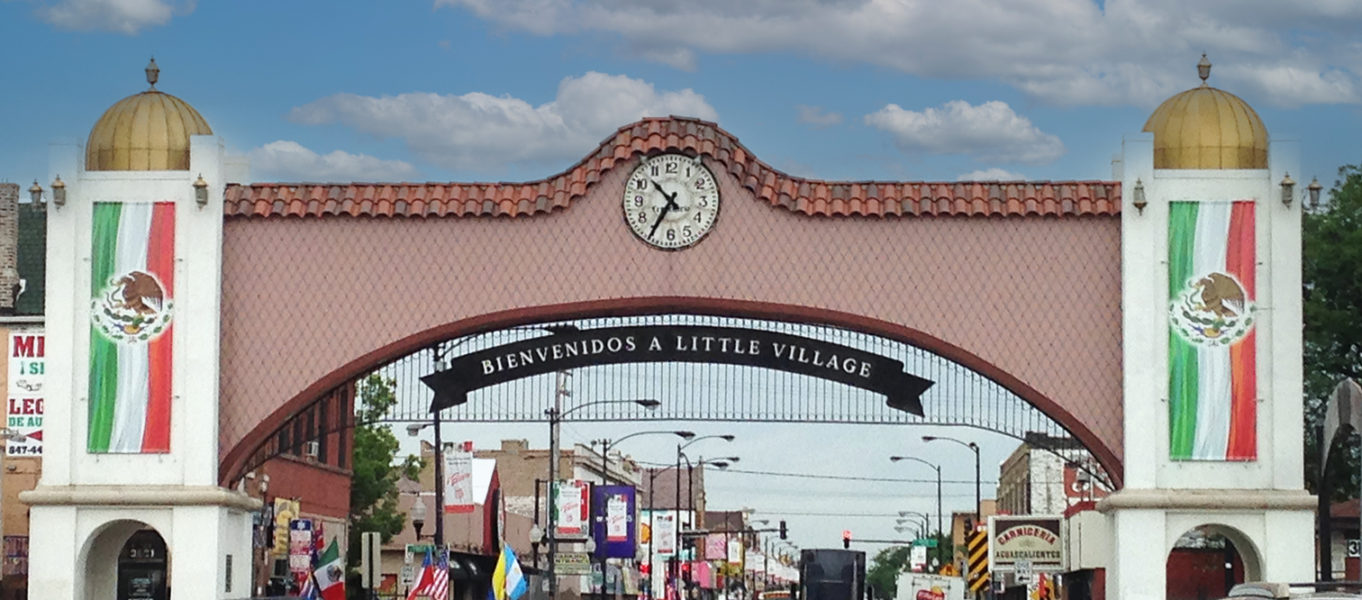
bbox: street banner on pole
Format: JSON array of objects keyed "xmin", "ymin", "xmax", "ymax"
[
  {"xmin": 655, "ymin": 513, "xmax": 676, "ymax": 556},
  {"xmin": 444, "ymin": 441, "xmax": 474, "ymax": 513},
  {"xmin": 554, "ymin": 480, "xmax": 590, "ymax": 538},
  {"xmin": 592, "ymin": 485, "xmax": 637, "ymax": 558}
]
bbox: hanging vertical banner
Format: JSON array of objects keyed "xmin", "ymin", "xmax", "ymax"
[
  {"xmin": 1168, "ymin": 201, "xmax": 1258, "ymax": 461},
  {"xmin": 443, "ymin": 441, "xmax": 475, "ymax": 513},
  {"xmin": 726, "ymin": 538, "xmax": 743, "ymax": 564},
  {"xmin": 555, "ymin": 480, "xmax": 590, "ymax": 538},
  {"xmin": 654, "ymin": 513, "xmax": 676, "ymax": 555},
  {"xmin": 87, "ymin": 202, "xmax": 176, "ymax": 454},
  {"xmin": 288, "ymin": 518, "xmax": 314, "ymax": 573},
  {"xmin": 592, "ymin": 485, "xmax": 637, "ymax": 558},
  {"xmin": 704, "ymin": 534, "xmax": 727, "ymax": 561},
  {"xmin": 6, "ymin": 332, "xmax": 44, "ymax": 456},
  {"xmin": 606, "ymin": 493, "xmax": 629, "ymax": 542},
  {"xmin": 272, "ymin": 498, "xmax": 301, "ymax": 557}
]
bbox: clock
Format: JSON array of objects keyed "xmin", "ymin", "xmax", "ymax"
[{"xmin": 622, "ymin": 153, "xmax": 720, "ymax": 249}]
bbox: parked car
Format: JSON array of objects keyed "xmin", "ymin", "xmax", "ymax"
[{"xmin": 1225, "ymin": 582, "xmax": 1362, "ymax": 600}]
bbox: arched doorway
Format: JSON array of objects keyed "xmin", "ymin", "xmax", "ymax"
[
  {"xmin": 81, "ymin": 521, "xmax": 170, "ymax": 600},
  {"xmin": 1166, "ymin": 525, "xmax": 1256, "ymax": 600}
]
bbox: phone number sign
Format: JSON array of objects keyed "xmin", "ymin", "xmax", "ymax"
[{"xmin": 6, "ymin": 333, "xmax": 44, "ymax": 457}]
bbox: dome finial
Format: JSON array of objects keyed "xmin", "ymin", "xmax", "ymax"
[
  {"xmin": 1197, "ymin": 53, "xmax": 1211, "ymax": 86},
  {"xmin": 145, "ymin": 57, "xmax": 159, "ymax": 90}
]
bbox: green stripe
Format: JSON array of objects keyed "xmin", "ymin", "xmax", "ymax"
[
  {"xmin": 87, "ymin": 203, "xmax": 121, "ymax": 452},
  {"xmin": 1168, "ymin": 202, "xmax": 1199, "ymax": 459}
]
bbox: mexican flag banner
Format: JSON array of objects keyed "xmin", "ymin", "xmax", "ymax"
[
  {"xmin": 1167, "ymin": 200, "xmax": 1257, "ymax": 461},
  {"xmin": 88, "ymin": 202, "xmax": 176, "ymax": 453}
]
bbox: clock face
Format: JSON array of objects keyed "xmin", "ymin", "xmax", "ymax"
[{"xmin": 623, "ymin": 153, "xmax": 720, "ymax": 249}]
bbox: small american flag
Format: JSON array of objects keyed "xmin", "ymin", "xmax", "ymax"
[{"xmin": 430, "ymin": 550, "xmax": 450, "ymax": 600}]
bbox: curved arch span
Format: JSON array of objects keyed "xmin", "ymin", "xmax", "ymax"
[{"xmin": 219, "ymin": 296, "xmax": 1123, "ymax": 488}]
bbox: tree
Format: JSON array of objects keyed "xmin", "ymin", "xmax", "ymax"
[
  {"xmin": 1304, "ymin": 164, "xmax": 1362, "ymax": 499},
  {"xmin": 348, "ymin": 375, "xmax": 423, "ymax": 585},
  {"xmin": 866, "ymin": 546, "xmax": 910, "ymax": 600}
]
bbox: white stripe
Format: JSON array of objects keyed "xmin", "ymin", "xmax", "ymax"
[
  {"xmin": 108, "ymin": 204, "xmax": 153, "ymax": 452},
  {"xmin": 1190, "ymin": 203, "xmax": 1233, "ymax": 459}
]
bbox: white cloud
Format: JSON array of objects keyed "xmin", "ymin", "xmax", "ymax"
[
  {"xmin": 864, "ymin": 100, "xmax": 1064, "ymax": 164},
  {"xmin": 40, "ymin": 0, "xmax": 188, "ymax": 34},
  {"xmin": 289, "ymin": 72, "xmax": 718, "ymax": 172},
  {"xmin": 796, "ymin": 105, "xmax": 843, "ymax": 128},
  {"xmin": 957, "ymin": 168, "xmax": 1026, "ymax": 181},
  {"xmin": 434, "ymin": 0, "xmax": 1362, "ymax": 107},
  {"xmin": 248, "ymin": 141, "xmax": 419, "ymax": 182}
]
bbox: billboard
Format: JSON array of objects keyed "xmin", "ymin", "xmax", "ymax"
[
  {"xmin": 6, "ymin": 332, "xmax": 44, "ymax": 456},
  {"xmin": 591, "ymin": 485, "xmax": 637, "ymax": 559}
]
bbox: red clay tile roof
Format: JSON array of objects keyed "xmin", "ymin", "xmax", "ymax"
[{"xmin": 223, "ymin": 117, "xmax": 1122, "ymax": 219}]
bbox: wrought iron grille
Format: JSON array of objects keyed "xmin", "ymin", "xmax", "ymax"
[{"xmin": 229, "ymin": 314, "xmax": 1113, "ymax": 489}]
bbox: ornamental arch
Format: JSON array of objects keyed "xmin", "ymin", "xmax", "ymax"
[{"xmin": 213, "ymin": 117, "xmax": 1125, "ymax": 488}]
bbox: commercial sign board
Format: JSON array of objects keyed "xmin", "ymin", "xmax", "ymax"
[
  {"xmin": 987, "ymin": 516, "xmax": 1063, "ymax": 572},
  {"xmin": 6, "ymin": 332, "xmax": 44, "ymax": 456},
  {"xmin": 653, "ymin": 512, "xmax": 676, "ymax": 556},
  {"xmin": 555, "ymin": 552, "xmax": 591, "ymax": 575}
]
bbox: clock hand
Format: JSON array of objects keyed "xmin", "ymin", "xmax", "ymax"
[
  {"xmin": 648, "ymin": 201, "xmax": 672, "ymax": 240},
  {"xmin": 652, "ymin": 180, "xmax": 683, "ymax": 211}
]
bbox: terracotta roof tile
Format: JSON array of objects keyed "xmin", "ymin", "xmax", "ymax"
[{"xmin": 223, "ymin": 116, "xmax": 1122, "ymax": 219}]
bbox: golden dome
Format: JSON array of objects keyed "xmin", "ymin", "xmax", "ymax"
[
  {"xmin": 1142, "ymin": 55, "xmax": 1267, "ymax": 169},
  {"xmin": 86, "ymin": 59, "xmax": 212, "ymax": 171}
]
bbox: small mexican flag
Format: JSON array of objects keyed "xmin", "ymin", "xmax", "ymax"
[
  {"xmin": 313, "ymin": 539, "xmax": 345, "ymax": 600},
  {"xmin": 1167, "ymin": 200, "xmax": 1257, "ymax": 461}
]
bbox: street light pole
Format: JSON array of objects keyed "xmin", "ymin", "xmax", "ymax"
[
  {"xmin": 545, "ymin": 387, "xmax": 662, "ymax": 600},
  {"xmin": 890, "ymin": 456, "xmax": 943, "ymax": 569},
  {"xmin": 672, "ymin": 434, "xmax": 735, "ymax": 600},
  {"xmin": 923, "ymin": 436, "xmax": 981, "ymax": 526}
]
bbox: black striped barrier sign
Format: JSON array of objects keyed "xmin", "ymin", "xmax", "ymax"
[{"xmin": 967, "ymin": 530, "xmax": 990, "ymax": 593}]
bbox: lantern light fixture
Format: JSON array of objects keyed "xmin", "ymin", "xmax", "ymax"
[
  {"xmin": 1307, "ymin": 177, "xmax": 1322, "ymax": 210},
  {"xmin": 1280, "ymin": 172, "xmax": 1295, "ymax": 207},
  {"xmin": 51, "ymin": 175, "xmax": 66, "ymax": 206},
  {"xmin": 1132, "ymin": 178, "xmax": 1147, "ymax": 214},
  {"xmin": 28, "ymin": 180, "xmax": 42, "ymax": 205},
  {"xmin": 193, "ymin": 174, "xmax": 209, "ymax": 207}
]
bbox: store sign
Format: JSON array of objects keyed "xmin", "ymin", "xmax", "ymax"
[
  {"xmin": 6, "ymin": 333, "xmax": 44, "ymax": 456},
  {"xmin": 987, "ymin": 517, "xmax": 1063, "ymax": 572},
  {"xmin": 555, "ymin": 552, "xmax": 591, "ymax": 575},
  {"xmin": 423, "ymin": 325, "xmax": 933, "ymax": 415}
]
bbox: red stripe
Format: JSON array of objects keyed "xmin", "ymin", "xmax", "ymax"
[
  {"xmin": 1225, "ymin": 201, "xmax": 1256, "ymax": 460},
  {"xmin": 142, "ymin": 202, "xmax": 175, "ymax": 453}
]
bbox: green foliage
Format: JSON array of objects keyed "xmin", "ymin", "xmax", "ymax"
[
  {"xmin": 1303, "ymin": 164, "xmax": 1362, "ymax": 499},
  {"xmin": 867, "ymin": 546, "xmax": 911, "ymax": 600},
  {"xmin": 348, "ymin": 375, "xmax": 423, "ymax": 575}
]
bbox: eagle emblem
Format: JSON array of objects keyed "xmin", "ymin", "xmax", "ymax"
[
  {"xmin": 1170, "ymin": 272, "xmax": 1254, "ymax": 346},
  {"xmin": 91, "ymin": 270, "xmax": 174, "ymax": 344}
]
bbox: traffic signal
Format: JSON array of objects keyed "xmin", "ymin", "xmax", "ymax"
[
  {"xmin": 842, "ymin": 530, "xmax": 851, "ymax": 549},
  {"xmin": 779, "ymin": 520, "xmax": 788, "ymax": 540}
]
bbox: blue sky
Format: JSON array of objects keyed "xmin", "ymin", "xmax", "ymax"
[
  {"xmin": 4, "ymin": 0, "xmax": 1362, "ymax": 189},
  {"xmin": 5, "ymin": 0, "xmax": 1362, "ymax": 551}
]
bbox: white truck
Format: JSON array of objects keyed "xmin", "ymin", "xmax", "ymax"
[{"xmin": 895, "ymin": 573, "xmax": 965, "ymax": 600}]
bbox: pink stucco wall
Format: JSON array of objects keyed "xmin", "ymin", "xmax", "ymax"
[{"xmin": 219, "ymin": 162, "xmax": 1122, "ymax": 477}]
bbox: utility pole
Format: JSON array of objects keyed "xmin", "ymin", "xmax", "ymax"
[{"xmin": 547, "ymin": 370, "xmax": 571, "ymax": 600}]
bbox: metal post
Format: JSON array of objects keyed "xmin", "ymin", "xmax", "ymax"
[
  {"xmin": 934, "ymin": 466, "xmax": 942, "ymax": 569},
  {"xmin": 534, "ymin": 479, "xmax": 543, "ymax": 571},
  {"xmin": 433, "ymin": 408, "xmax": 445, "ymax": 553},
  {"xmin": 675, "ymin": 445, "xmax": 682, "ymax": 600},
  {"xmin": 548, "ymin": 370, "xmax": 570, "ymax": 600}
]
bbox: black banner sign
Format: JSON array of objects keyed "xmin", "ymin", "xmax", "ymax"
[{"xmin": 421, "ymin": 325, "xmax": 933, "ymax": 415}]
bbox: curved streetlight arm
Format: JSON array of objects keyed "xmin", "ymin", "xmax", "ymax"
[
  {"xmin": 923, "ymin": 435, "xmax": 982, "ymax": 523},
  {"xmin": 554, "ymin": 398, "xmax": 660, "ymax": 420},
  {"xmin": 679, "ymin": 434, "xmax": 736, "ymax": 453},
  {"xmin": 889, "ymin": 455, "xmax": 940, "ymax": 474},
  {"xmin": 890, "ymin": 456, "xmax": 943, "ymax": 567},
  {"xmin": 601, "ymin": 429, "xmax": 694, "ymax": 448}
]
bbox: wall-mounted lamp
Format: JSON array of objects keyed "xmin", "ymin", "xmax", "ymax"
[
  {"xmin": 1280, "ymin": 172, "xmax": 1295, "ymax": 207},
  {"xmin": 1132, "ymin": 178, "xmax": 1147, "ymax": 214},
  {"xmin": 1308, "ymin": 177, "xmax": 1322, "ymax": 211},
  {"xmin": 193, "ymin": 174, "xmax": 209, "ymax": 207},
  {"xmin": 28, "ymin": 180, "xmax": 42, "ymax": 206},
  {"xmin": 51, "ymin": 175, "xmax": 66, "ymax": 207}
]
